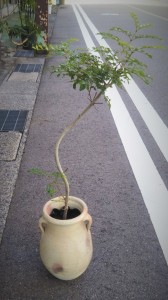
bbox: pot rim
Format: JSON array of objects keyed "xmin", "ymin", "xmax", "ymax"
[{"xmin": 43, "ymin": 196, "xmax": 88, "ymax": 225}]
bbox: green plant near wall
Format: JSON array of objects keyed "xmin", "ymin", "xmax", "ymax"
[
  {"xmin": 32, "ymin": 13, "xmax": 164, "ymax": 220},
  {"xmin": 6, "ymin": 0, "xmax": 41, "ymax": 48},
  {"xmin": 17, "ymin": 0, "xmax": 36, "ymax": 26},
  {"xmin": 0, "ymin": 18, "xmax": 8, "ymax": 34}
]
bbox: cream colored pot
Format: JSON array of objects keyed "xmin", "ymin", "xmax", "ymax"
[{"xmin": 39, "ymin": 196, "xmax": 93, "ymax": 280}]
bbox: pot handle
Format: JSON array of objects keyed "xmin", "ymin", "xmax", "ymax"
[
  {"xmin": 39, "ymin": 216, "xmax": 47, "ymax": 234},
  {"xmin": 84, "ymin": 213, "xmax": 92, "ymax": 231}
]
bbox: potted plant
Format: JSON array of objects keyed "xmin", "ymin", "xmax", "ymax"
[
  {"xmin": 32, "ymin": 13, "xmax": 163, "ymax": 280},
  {"xmin": 48, "ymin": 0, "xmax": 52, "ymax": 14},
  {"xmin": 7, "ymin": 0, "xmax": 41, "ymax": 49}
]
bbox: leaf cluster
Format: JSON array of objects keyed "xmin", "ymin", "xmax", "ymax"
[
  {"xmin": 31, "ymin": 13, "xmax": 164, "ymax": 199},
  {"xmin": 0, "ymin": 18, "xmax": 9, "ymax": 34},
  {"xmin": 49, "ymin": 44, "xmax": 132, "ymax": 103},
  {"xmin": 29, "ymin": 168, "xmax": 66, "ymax": 197},
  {"xmin": 35, "ymin": 12, "xmax": 164, "ymax": 100},
  {"xmin": 99, "ymin": 12, "xmax": 164, "ymax": 84}
]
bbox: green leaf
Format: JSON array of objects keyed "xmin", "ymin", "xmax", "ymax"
[
  {"xmin": 79, "ymin": 80, "xmax": 86, "ymax": 91},
  {"xmin": 104, "ymin": 95, "xmax": 111, "ymax": 109},
  {"xmin": 29, "ymin": 168, "xmax": 47, "ymax": 176},
  {"xmin": 46, "ymin": 184, "xmax": 56, "ymax": 197}
]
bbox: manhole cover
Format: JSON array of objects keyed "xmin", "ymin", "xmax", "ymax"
[
  {"xmin": 14, "ymin": 50, "xmax": 34, "ymax": 57},
  {"xmin": 0, "ymin": 110, "xmax": 28, "ymax": 132},
  {"xmin": 13, "ymin": 64, "xmax": 42, "ymax": 73}
]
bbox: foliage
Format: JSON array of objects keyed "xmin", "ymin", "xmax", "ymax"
[
  {"xmin": 0, "ymin": 18, "xmax": 9, "ymax": 34},
  {"xmin": 1, "ymin": 0, "xmax": 41, "ymax": 46},
  {"xmin": 17, "ymin": 0, "xmax": 36, "ymax": 27},
  {"xmin": 98, "ymin": 12, "xmax": 163, "ymax": 84},
  {"xmin": 48, "ymin": 13, "xmax": 163, "ymax": 93},
  {"xmin": 29, "ymin": 168, "xmax": 66, "ymax": 197},
  {"xmin": 32, "ymin": 13, "xmax": 163, "ymax": 218},
  {"xmin": 8, "ymin": 21, "xmax": 41, "ymax": 38}
]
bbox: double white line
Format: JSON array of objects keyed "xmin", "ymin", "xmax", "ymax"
[{"xmin": 72, "ymin": 3, "xmax": 168, "ymax": 264}]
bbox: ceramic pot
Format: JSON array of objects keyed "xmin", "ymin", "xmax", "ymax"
[{"xmin": 39, "ymin": 196, "xmax": 93, "ymax": 280}]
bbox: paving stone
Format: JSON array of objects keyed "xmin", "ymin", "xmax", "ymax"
[
  {"xmin": 0, "ymin": 94, "xmax": 36, "ymax": 110},
  {"xmin": 0, "ymin": 81, "xmax": 39, "ymax": 95},
  {"xmin": 0, "ymin": 132, "xmax": 22, "ymax": 161},
  {"xmin": 15, "ymin": 57, "xmax": 44, "ymax": 65},
  {"xmin": 8, "ymin": 72, "xmax": 39, "ymax": 82}
]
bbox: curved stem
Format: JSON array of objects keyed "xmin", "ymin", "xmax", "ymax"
[{"xmin": 54, "ymin": 90, "xmax": 102, "ymax": 219}]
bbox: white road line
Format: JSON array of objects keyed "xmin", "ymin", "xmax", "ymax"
[
  {"xmin": 107, "ymin": 86, "xmax": 168, "ymax": 264},
  {"xmin": 72, "ymin": 3, "xmax": 168, "ymax": 264},
  {"xmin": 76, "ymin": 3, "xmax": 168, "ymax": 162},
  {"xmin": 123, "ymin": 78, "xmax": 168, "ymax": 161},
  {"xmin": 72, "ymin": 4, "xmax": 99, "ymax": 52}
]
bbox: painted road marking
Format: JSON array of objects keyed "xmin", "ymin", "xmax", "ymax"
[
  {"xmin": 72, "ymin": 3, "xmax": 168, "ymax": 264},
  {"xmin": 107, "ymin": 86, "xmax": 168, "ymax": 265}
]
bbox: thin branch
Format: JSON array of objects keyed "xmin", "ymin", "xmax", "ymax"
[{"xmin": 54, "ymin": 90, "xmax": 102, "ymax": 219}]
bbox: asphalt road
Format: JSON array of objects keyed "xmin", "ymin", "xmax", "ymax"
[
  {"xmin": 71, "ymin": 2, "xmax": 168, "ymax": 265},
  {"xmin": 0, "ymin": 2, "xmax": 168, "ymax": 300}
]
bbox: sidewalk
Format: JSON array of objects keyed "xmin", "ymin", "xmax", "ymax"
[
  {"xmin": 0, "ymin": 12, "xmax": 57, "ymax": 242},
  {"xmin": 0, "ymin": 4, "xmax": 168, "ymax": 300}
]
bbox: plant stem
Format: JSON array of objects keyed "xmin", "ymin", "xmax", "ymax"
[{"xmin": 54, "ymin": 90, "xmax": 102, "ymax": 220}]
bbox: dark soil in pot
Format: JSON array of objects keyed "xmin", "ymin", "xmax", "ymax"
[{"xmin": 50, "ymin": 207, "xmax": 81, "ymax": 220}]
